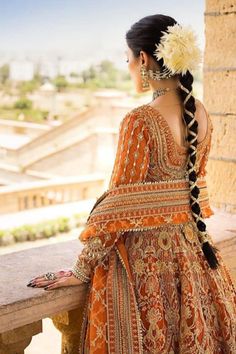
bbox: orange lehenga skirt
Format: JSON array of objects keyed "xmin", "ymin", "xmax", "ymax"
[{"xmin": 77, "ymin": 179, "xmax": 236, "ymax": 353}]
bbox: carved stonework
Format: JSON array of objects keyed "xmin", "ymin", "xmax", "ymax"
[
  {"xmin": 51, "ymin": 306, "xmax": 85, "ymax": 354},
  {"xmin": 0, "ymin": 321, "xmax": 42, "ymax": 354}
]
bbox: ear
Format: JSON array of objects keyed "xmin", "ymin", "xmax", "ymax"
[{"xmin": 139, "ymin": 50, "xmax": 149, "ymax": 66}]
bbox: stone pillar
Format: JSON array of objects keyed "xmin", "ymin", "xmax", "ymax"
[
  {"xmin": 51, "ymin": 306, "xmax": 85, "ymax": 354},
  {"xmin": 203, "ymin": 0, "xmax": 236, "ymax": 212},
  {"xmin": 0, "ymin": 321, "xmax": 42, "ymax": 354}
]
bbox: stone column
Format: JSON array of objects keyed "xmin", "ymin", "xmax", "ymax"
[
  {"xmin": 51, "ymin": 306, "xmax": 85, "ymax": 354},
  {"xmin": 203, "ymin": 0, "xmax": 236, "ymax": 212}
]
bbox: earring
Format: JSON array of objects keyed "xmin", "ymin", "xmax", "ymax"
[{"xmin": 140, "ymin": 63, "xmax": 150, "ymax": 90}]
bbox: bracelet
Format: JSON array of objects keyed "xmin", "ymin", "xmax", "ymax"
[{"xmin": 71, "ymin": 265, "xmax": 91, "ymax": 283}]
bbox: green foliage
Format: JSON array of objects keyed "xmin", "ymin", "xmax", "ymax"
[
  {"xmin": 70, "ymin": 72, "xmax": 79, "ymax": 78},
  {"xmin": 0, "ymin": 64, "xmax": 9, "ymax": 84},
  {"xmin": 57, "ymin": 217, "xmax": 70, "ymax": 232},
  {"xmin": 18, "ymin": 78, "xmax": 41, "ymax": 95},
  {"xmin": 12, "ymin": 226, "xmax": 30, "ymax": 242},
  {"xmin": 53, "ymin": 75, "xmax": 68, "ymax": 92},
  {"xmin": 78, "ymin": 60, "xmax": 132, "ymax": 90},
  {"xmin": 0, "ymin": 59, "xmax": 133, "ymax": 94},
  {"xmin": 42, "ymin": 221, "xmax": 59, "ymax": 238},
  {"xmin": 14, "ymin": 97, "xmax": 33, "ymax": 110},
  {"xmin": 0, "ymin": 212, "xmax": 88, "ymax": 247},
  {"xmin": 0, "ymin": 105, "xmax": 49, "ymax": 123}
]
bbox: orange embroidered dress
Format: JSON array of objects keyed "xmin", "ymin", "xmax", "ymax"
[{"xmin": 72, "ymin": 104, "xmax": 236, "ymax": 354}]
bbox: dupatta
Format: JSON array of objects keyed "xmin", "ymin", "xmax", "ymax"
[{"xmin": 79, "ymin": 176, "xmax": 213, "ymax": 243}]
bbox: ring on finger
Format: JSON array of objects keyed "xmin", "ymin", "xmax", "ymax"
[{"xmin": 44, "ymin": 272, "xmax": 57, "ymax": 281}]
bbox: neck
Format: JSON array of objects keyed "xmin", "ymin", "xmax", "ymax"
[{"xmin": 149, "ymin": 77, "xmax": 181, "ymax": 104}]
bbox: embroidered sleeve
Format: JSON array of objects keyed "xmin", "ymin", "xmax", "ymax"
[
  {"xmin": 108, "ymin": 110, "xmax": 150, "ymax": 188},
  {"xmin": 71, "ymin": 233, "xmax": 117, "ymax": 283},
  {"xmin": 71, "ymin": 109, "xmax": 151, "ymax": 282}
]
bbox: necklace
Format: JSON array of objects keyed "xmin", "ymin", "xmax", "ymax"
[{"xmin": 152, "ymin": 87, "xmax": 177, "ymax": 100}]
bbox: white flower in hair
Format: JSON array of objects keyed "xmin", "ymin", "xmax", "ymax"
[{"xmin": 153, "ymin": 23, "xmax": 202, "ymax": 75}]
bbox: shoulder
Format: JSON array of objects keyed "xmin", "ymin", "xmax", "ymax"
[
  {"xmin": 195, "ymin": 98, "xmax": 207, "ymax": 116},
  {"xmin": 119, "ymin": 104, "xmax": 149, "ymax": 130},
  {"xmin": 195, "ymin": 99, "xmax": 211, "ymax": 125},
  {"xmin": 195, "ymin": 99, "xmax": 213, "ymax": 136}
]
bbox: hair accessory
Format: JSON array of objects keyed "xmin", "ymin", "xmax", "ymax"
[
  {"xmin": 153, "ymin": 23, "xmax": 202, "ymax": 76},
  {"xmin": 147, "ymin": 66, "xmax": 173, "ymax": 80}
]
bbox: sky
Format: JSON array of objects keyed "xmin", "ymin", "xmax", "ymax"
[{"xmin": 0, "ymin": 0, "xmax": 205, "ymax": 68}]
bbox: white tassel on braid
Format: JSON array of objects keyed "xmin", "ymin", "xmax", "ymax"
[{"xmin": 179, "ymin": 82, "xmax": 210, "ymax": 245}]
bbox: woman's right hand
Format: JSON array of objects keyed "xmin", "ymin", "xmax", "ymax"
[{"xmin": 26, "ymin": 269, "xmax": 85, "ymax": 290}]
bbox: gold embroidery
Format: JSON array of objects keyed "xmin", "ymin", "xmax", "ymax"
[
  {"xmin": 134, "ymin": 258, "xmax": 145, "ymax": 275},
  {"xmin": 136, "ymin": 104, "xmax": 213, "ymax": 182},
  {"xmin": 76, "ymin": 104, "xmax": 236, "ymax": 353},
  {"xmin": 158, "ymin": 230, "xmax": 171, "ymax": 250},
  {"xmin": 123, "ymin": 223, "xmax": 236, "ymax": 353},
  {"xmin": 183, "ymin": 223, "xmax": 195, "ymax": 243}
]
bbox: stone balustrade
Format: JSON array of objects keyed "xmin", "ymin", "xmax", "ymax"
[
  {"xmin": 0, "ymin": 118, "xmax": 50, "ymax": 140},
  {"xmin": 0, "ymin": 212, "xmax": 235, "ymax": 354},
  {"xmin": 0, "ymin": 175, "xmax": 106, "ymax": 214},
  {"xmin": 0, "ymin": 240, "xmax": 88, "ymax": 354},
  {"xmin": 2, "ymin": 105, "xmax": 124, "ymax": 169}
]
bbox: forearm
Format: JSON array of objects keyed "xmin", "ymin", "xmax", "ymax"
[{"xmin": 71, "ymin": 253, "xmax": 92, "ymax": 283}]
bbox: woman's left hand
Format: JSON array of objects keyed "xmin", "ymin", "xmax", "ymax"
[{"xmin": 27, "ymin": 269, "xmax": 86, "ymax": 291}]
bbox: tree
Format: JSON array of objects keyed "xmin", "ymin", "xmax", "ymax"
[
  {"xmin": 77, "ymin": 59, "xmax": 132, "ymax": 90},
  {"xmin": 18, "ymin": 78, "xmax": 41, "ymax": 95},
  {"xmin": 53, "ymin": 75, "xmax": 68, "ymax": 92},
  {"xmin": 0, "ymin": 64, "xmax": 9, "ymax": 84},
  {"xmin": 14, "ymin": 97, "xmax": 33, "ymax": 110},
  {"xmin": 81, "ymin": 65, "xmax": 97, "ymax": 83}
]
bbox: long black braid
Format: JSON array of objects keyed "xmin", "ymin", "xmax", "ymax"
[
  {"xmin": 179, "ymin": 72, "xmax": 220, "ymax": 269},
  {"xmin": 126, "ymin": 14, "xmax": 220, "ymax": 269}
]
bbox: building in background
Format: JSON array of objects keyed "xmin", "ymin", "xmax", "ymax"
[
  {"xmin": 9, "ymin": 60, "xmax": 34, "ymax": 81},
  {"xmin": 39, "ymin": 60, "xmax": 59, "ymax": 79}
]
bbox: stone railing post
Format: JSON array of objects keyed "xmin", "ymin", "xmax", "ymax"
[
  {"xmin": 51, "ymin": 305, "xmax": 85, "ymax": 354},
  {"xmin": 0, "ymin": 321, "xmax": 42, "ymax": 354}
]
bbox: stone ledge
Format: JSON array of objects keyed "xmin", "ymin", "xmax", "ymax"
[
  {"xmin": 0, "ymin": 240, "xmax": 88, "ymax": 333},
  {"xmin": 0, "ymin": 216, "xmax": 235, "ymax": 337}
]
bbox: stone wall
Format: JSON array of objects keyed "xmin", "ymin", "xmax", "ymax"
[{"xmin": 203, "ymin": 0, "xmax": 236, "ymax": 212}]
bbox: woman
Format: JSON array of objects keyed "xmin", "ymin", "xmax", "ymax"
[{"xmin": 27, "ymin": 14, "xmax": 236, "ymax": 353}]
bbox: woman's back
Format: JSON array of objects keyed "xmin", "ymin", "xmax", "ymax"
[
  {"xmin": 148, "ymin": 98, "xmax": 209, "ymax": 147},
  {"xmin": 132, "ymin": 101, "xmax": 213, "ymax": 183}
]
